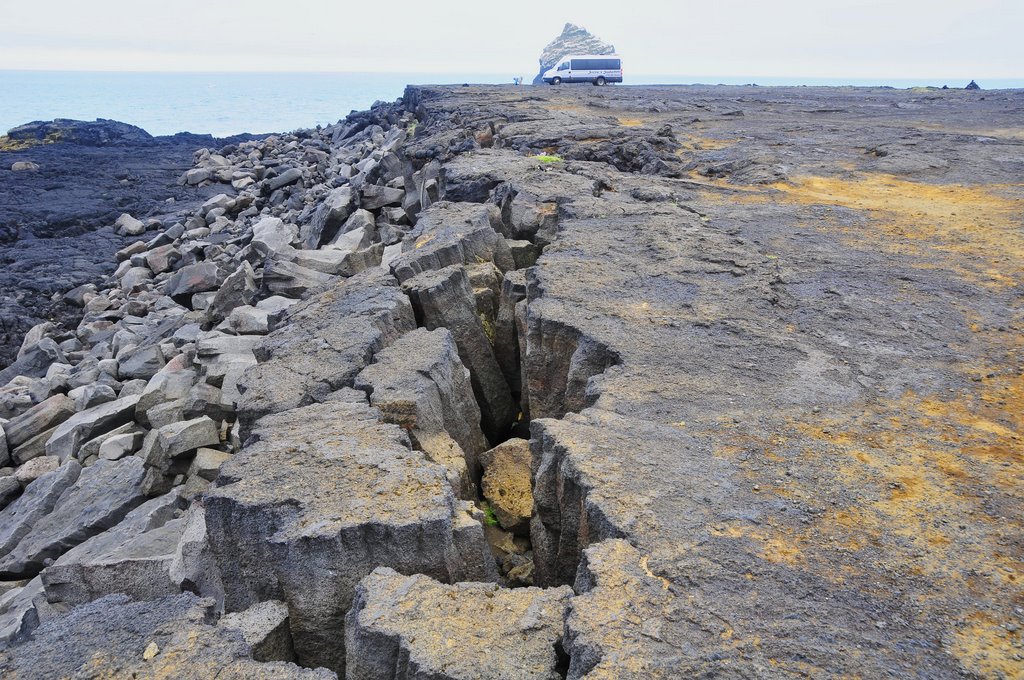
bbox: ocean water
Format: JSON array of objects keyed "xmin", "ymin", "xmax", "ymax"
[{"xmin": 2, "ymin": 71, "xmax": 1021, "ymax": 138}]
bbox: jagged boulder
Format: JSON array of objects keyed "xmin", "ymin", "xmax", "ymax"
[{"xmin": 532, "ymin": 23, "xmax": 615, "ymax": 84}]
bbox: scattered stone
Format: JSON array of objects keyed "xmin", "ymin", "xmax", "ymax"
[
  {"xmin": 301, "ymin": 186, "xmax": 354, "ymax": 249},
  {"xmin": 206, "ymin": 261, "xmax": 258, "ymax": 324},
  {"xmin": 188, "ymin": 447, "xmax": 231, "ymax": 481},
  {"xmin": 12, "ymin": 456, "xmax": 61, "ymax": 485},
  {"xmin": 0, "ymin": 476, "xmax": 21, "ymax": 510},
  {"xmin": 139, "ymin": 416, "xmax": 220, "ymax": 495},
  {"xmin": 114, "ymin": 213, "xmax": 146, "ymax": 236},
  {"xmin": 164, "ymin": 262, "xmax": 224, "ymax": 300},
  {"xmin": 251, "ymin": 216, "xmax": 298, "ymax": 256},
  {"xmin": 40, "ymin": 488, "xmax": 186, "ymax": 606}
]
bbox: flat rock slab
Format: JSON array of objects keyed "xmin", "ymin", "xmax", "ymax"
[
  {"xmin": 204, "ymin": 397, "xmax": 494, "ymax": 672},
  {"xmin": 0, "ymin": 457, "xmax": 146, "ymax": 577},
  {"xmin": 388, "ymin": 201, "xmax": 513, "ymax": 283},
  {"xmin": 346, "ymin": 567, "xmax": 572, "ymax": 680},
  {"xmin": 237, "ymin": 268, "xmax": 415, "ymax": 429},
  {"xmin": 45, "ymin": 394, "xmax": 141, "ymax": 461},
  {"xmin": 0, "ymin": 593, "xmax": 335, "ymax": 678},
  {"xmin": 0, "ymin": 461, "xmax": 81, "ymax": 560},
  {"xmin": 41, "ymin": 489, "xmax": 186, "ymax": 606},
  {"xmin": 2, "ymin": 395, "xmax": 74, "ymax": 450}
]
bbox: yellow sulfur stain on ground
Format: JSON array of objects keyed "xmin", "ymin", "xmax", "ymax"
[
  {"xmin": 948, "ymin": 613, "xmax": 1024, "ymax": 680},
  {"xmin": 787, "ymin": 367, "xmax": 1024, "ymax": 674},
  {"xmin": 768, "ymin": 173, "xmax": 1024, "ymax": 286},
  {"xmin": 675, "ymin": 134, "xmax": 738, "ymax": 152},
  {"xmin": 617, "ymin": 117, "xmax": 644, "ymax": 127}
]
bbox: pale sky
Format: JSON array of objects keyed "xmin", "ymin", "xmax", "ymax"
[{"xmin": 0, "ymin": 0, "xmax": 1020, "ymax": 78}]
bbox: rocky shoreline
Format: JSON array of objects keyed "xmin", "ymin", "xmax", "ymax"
[
  {"xmin": 0, "ymin": 120, "xmax": 264, "ymax": 370},
  {"xmin": 1, "ymin": 84, "xmax": 1022, "ymax": 677}
]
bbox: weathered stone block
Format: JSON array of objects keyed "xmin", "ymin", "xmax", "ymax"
[
  {"xmin": 204, "ymin": 398, "xmax": 494, "ymax": 672},
  {"xmin": 346, "ymin": 568, "xmax": 572, "ymax": 680}
]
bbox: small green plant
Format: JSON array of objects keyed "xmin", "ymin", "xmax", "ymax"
[
  {"xmin": 483, "ymin": 505, "xmax": 500, "ymax": 527},
  {"xmin": 533, "ymin": 154, "xmax": 562, "ymax": 163}
]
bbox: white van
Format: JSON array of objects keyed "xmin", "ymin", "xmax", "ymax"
[{"xmin": 542, "ymin": 55, "xmax": 623, "ymax": 86}]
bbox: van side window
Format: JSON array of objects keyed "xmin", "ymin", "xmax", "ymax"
[{"xmin": 558, "ymin": 62, "xmax": 568, "ymax": 71}]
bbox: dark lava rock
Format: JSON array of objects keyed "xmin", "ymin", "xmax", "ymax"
[
  {"xmin": 0, "ymin": 121, "xmax": 266, "ymax": 371},
  {"xmin": 4, "ymin": 119, "xmax": 153, "ymax": 147}
]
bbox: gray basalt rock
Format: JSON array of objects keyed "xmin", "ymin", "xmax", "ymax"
[
  {"xmin": 301, "ymin": 185, "xmax": 354, "ymax": 249},
  {"xmin": 0, "ymin": 593, "xmax": 335, "ymax": 678},
  {"xmin": 219, "ymin": 600, "xmax": 295, "ymax": 663},
  {"xmin": 203, "ymin": 398, "xmax": 495, "ymax": 672},
  {"xmin": 0, "ymin": 457, "xmax": 147, "ymax": 577},
  {"xmin": 0, "ymin": 576, "xmax": 44, "ymax": 643},
  {"xmin": 266, "ymin": 166, "xmax": 304, "ymax": 192},
  {"xmin": 346, "ymin": 568, "xmax": 572, "ymax": 680},
  {"xmin": 251, "ymin": 216, "xmax": 298, "ymax": 256},
  {"xmin": 236, "ymin": 268, "xmax": 415, "ymax": 429},
  {"xmin": 388, "ymin": 201, "xmax": 513, "ymax": 283},
  {"xmin": 40, "ymin": 489, "xmax": 187, "ymax": 606},
  {"xmin": 168, "ymin": 503, "xmax": 225, "ymax": 607},
  {"xmin": 360, "ymin": 184, "xmax": 404, "ymax": 210},
  {"xmin": 2, "ymin": 394, "xmax": 75, "ymax": 451},
  {"xmin": 402, "ymin": 265, "xmax": 515, "ymax": 442},
  {"xmin": 12, "ymin": 456, "xmax": 59, "ymax": 484},
  {"xmin": 564, "ymin": 540, "xmax": 688, "ymax": 679},
  {"xmin": 0, "ymin": 337, "xmax": 66, "ymax": 386},
  {"xmin": 354, "ymin": 327, "xmax": 488, "ymax": 473},
  {"xmin": 0, "ymin": 477, "xmax": 19, "ymax": 510},
  {"xmin": 117, "ymin": 343, "xmax": 166, "ymax": 380},
  {"xmin": 44, "ymin": 394, "xmax": 141, "ymax": 461},
  {"xmin": 0, "ymin": 461, "xmax": 81, "ymax": 559},
  {"xmin": 137, "ymin": 366, "xmax": 197, "ymax": 426},
  {"xmin": 139, "ymin": 416, "xmax": 221, "ymax": 495},
  {"xmin": 206, "ymin": 261, "xmax": 258, "ymax": 324},
  {"xmin": 262, "ymin": 255, "xmax": 337, "ymax": 297},
  {"xmin": 165, "ymin": 262, "xmax": 224, "ymax": 300}
]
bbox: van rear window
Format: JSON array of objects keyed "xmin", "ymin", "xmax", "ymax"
[{"xmin": 570, "ymin": 59, "xmax": 621, "ymax": 71}]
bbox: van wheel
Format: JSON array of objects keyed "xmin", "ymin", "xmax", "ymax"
[
  {"xmin": 552, "ymin": 77, "xmax": 561, "ymax": 85},
  {"xmin": 596, "ymin": 77, "xmax": 606, "ymax": 86}
]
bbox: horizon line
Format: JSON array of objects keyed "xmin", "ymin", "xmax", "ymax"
[{"xmin": 0, "ymin": 68, "xmax": 1017, "ymax": 82}]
